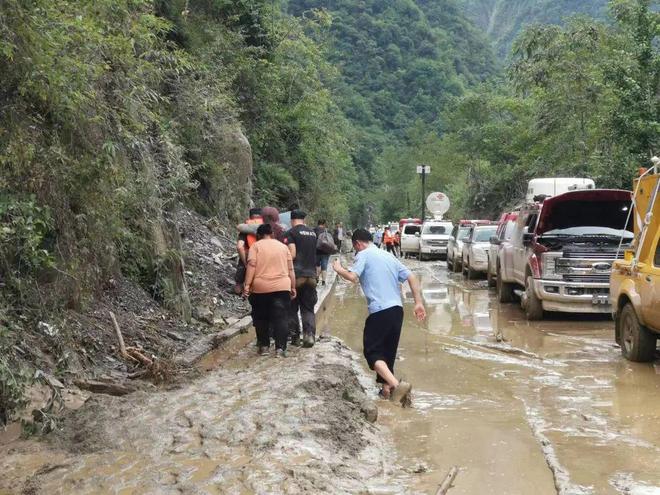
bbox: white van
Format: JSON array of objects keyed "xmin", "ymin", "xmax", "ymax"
[
  {"xmin": 400, "ymin": 223, "xmax": 422, "ymax": 258},
  {"xmin": 419, "ymin": 220, "xmax": 454, "ymax": 261},
  {"xmin": 526, "ymin": 178, "xmax": 595, "ymax": 202}
]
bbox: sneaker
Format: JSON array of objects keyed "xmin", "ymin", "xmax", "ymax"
[
  {"xmin": 258, "ymin": 346, "xmax": 269, "ymax": 356},
  {"xmin": 290, "ymin": 335, "xmax": 301, "ymax": 347},
  {"xmin": 276, "ymin": 348, "xmax": 287, "ymax": 358},
  {"xmin": 390, "ymin": 381, "xmax": 412, "ymax": 405},
  {"xmin": 302, "ymin": 333, "xmax": 315, "ymax": 348}
]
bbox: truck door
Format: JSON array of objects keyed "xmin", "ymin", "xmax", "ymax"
[
  {"xmin": 513, "ymin": 213, "xmax": 537, "ymax": 284},
  {"xmin": 640, "ymin": 236, "xmax": 660, "ymax": 331}
]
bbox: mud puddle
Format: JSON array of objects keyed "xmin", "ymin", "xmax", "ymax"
[{"xmin": 319, "ymin": 259, "xmax": 660, "ymax": 495}]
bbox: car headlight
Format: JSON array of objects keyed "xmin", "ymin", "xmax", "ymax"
[{"xmin": 541, "ymin": 253, "xmax": 562, "ymax": 280}]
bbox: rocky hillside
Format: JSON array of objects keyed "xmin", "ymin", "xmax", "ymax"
[{"xmin": 460, "ymin": 0, "xmax": 608, "ymax": 57}]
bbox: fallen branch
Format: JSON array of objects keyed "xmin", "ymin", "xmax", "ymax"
[
  {"xmin": 436, "ymin": 466, "xmax": 459, "ymax": 495},
  {"xmin": 74, "ymin": 379, "xmax": 136, "ymax": 396},
  {"xmin": 109, "ymin": 310, "xmax": 153, "ymax": 367}
]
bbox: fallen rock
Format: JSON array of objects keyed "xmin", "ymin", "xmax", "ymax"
[
  {"xmin": 360, "ymin": 401, "xmax": 378, "ymax": 423},
  {"xmin": 193, "ymin": 305, "xmax": 214, "ymax": 325}
]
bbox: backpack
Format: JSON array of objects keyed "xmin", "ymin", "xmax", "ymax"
[{"xmin": 317, "ymin": 231, "xmax": 337, "ymax": 254}]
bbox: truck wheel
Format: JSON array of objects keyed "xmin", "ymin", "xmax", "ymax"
[
  {"xmin": 446, "ymin": 255, "xmax": 452, "ymax": 269},
  {"xmin": 522, "ymin": 276, "xmax": 544, "ymax": 320},
  {"xmin": 487, "ymin": 269, "xmax": 496, "ymax": 288},
  {"xmin": 419, "ymin": 252, "xmax": 426, "ymax": 261},
  {"xmin": 619, "ymin": 303, "xmax": 657, "ymax": 362},
  {"xmin": 453, "ymin": 257, "xmax": 462, "ymax": 273},
  {"xmin": 497, "ymin": 266, "xmax": 514, "ymax": 303},
  {"xmin": 462, "ymin": 259, "xmax": 469, "ymax": 278},
  {"xmin": 467, "ymin": 262, "xmax": 477, "ymax": 280}
]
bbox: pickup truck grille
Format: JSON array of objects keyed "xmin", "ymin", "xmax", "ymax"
[
  {"xmin": 562, "ymin": 250, "xmax": 624, "ymax": 260},
  {"xmin": 562, "ymin": 274, "xmax": 610, "ymax": 283},
  {"xmin": 427, "ymin": 240, "xmax": 448, "ymax": 247}
]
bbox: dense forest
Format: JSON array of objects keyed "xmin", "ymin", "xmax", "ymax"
[{"xmin": 0, "ymin": 0, "xmax": 658, "ymax": 420}]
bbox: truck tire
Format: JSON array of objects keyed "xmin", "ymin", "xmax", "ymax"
[
  {"xmin": 619, "ymin": 303, "xmax": 657, "ymax": 362},
  {"xmin": 466, "ymin": 261, "xmax": 477, "ymax": 280},
  {"xmin": 522, "ymin": 276, "xmax": 544, "ymax": 320},
  {"xmin": 497, "ymin": 265, "xmax": 514, "ymax": 303},
  {"xmin": 453, "ymin": 256, "xmax": 462, "ymax": 273},
  {"xmin": 487, "ymin": 269, "xmax": 496, "ymax": 288},
  {"xmin": 446, "ymin": 254, "xmax": 453, "ymax": 269}
]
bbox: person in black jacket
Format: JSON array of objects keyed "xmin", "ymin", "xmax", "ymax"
[
  {"xmin": 314, "ymin": 219, "xmax": 332, "ymax": 286},
  {"xmin": 285, "ymin": 210, "xmax": 318, "ymax": 348}
]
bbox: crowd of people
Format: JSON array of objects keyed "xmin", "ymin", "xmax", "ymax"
[
  {"xmin": 232, "ymin": 208, "xmax": 426, "ymax": 405},
  {"xmin": 234, "ymin": 208, "xmax": 340, "ymax": 356}
]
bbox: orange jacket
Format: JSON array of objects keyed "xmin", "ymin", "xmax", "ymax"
[
  {"xmin": 246, "ymin": 217, "xmax": 263, "ymax": 248},
  {"xmin": 383, "ymin": 231, "xmax": 395, "ymax": 245}
]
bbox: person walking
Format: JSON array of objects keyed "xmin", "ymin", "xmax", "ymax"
[
  {"xmin": 285, "ymin": 210, "xmax": 319, "ymax": 348},
  {"xmin": 314, "ymin": 219, "xmax": 335, "ymax": 286},
  {"xmin": 243, "ymin": 224, "xmax": 296, "ymax": 357},
  {"xmin": 333, "ymin": 222, "xmax": 344, "ymax": 253},
  {"xmin": 383, "ymin": 227, "xmax": 397, "ymax": 256},
  {"xmin": 234, "ymin": 208, "xmax": 262, "ymax": 295},
  {"xmin": 332, "ymin": 229, "xmax": 426, "ymax": 404},
  {"xmin": 373, "ymin": 226, "xmax": 383, "ymax": 248}
]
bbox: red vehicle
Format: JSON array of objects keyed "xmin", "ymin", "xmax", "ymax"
[{"xmin": 399, "ymin": 218, "xmax": 422, "ymax": 231}]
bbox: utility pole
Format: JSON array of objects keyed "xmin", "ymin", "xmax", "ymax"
[{"xmin": 416, "ymin": 165, "xmax": 430, "ymax": 220}]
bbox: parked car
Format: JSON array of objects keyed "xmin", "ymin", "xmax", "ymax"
[
  {"xmin": 462, "ymin": 224, "xmax": 498, "ymax": 279},
  {"xmin": 497, "ymin": 187, "xmax": 633, "ymax": 320},
  {"xmin": 419, "ymin": 220, "xmax": 453, "ymax": 261},
  {"xmin": 487, "ymin": 213, "xmax": 519, "ymax": 288},
  {"xmin": 611, "ymin": 166, "xmax": 659, "ymax": 362},
  {"xmin": 447, "ymin": 221, "xmax": 489, "ymax": 272},
  {"xmin": 400, "ymin": 223, "xmax": 422, "ymax": 258}
]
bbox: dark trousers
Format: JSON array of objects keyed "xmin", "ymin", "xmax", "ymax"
[
  {"xmin": 289, "ymin": 277, "xmax": 318, "ymax": 339},
  {"xmin": 363, "ymin": 306, "xmax": 404, "ymax": 384},
  {"xmin": 249, "ymin": 291, "xmax": 290, "ymax": 350},
  {"xmin": 386, "ymin": 244, "xmax": 397, "ymax": 256}
]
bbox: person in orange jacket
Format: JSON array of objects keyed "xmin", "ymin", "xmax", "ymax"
[
  {"xmin": 235, "ymin": 208, "xmax": 263, "ymax": 294},
  {"xmin": 383, "ymin": 227, "xmax": 397, "ymax": 257}
]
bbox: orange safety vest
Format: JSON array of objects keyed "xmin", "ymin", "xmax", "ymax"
[
  {"xmin": 384, "ymin": 231, "xmax": 395, "ymax": 245},
  {"xmin": 246, "ymin": 217, "xmax": 263, "ymax": 248}
]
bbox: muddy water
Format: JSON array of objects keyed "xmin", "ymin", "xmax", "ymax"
[{"xmin": 319, "ymin": 259, "xmax": 660, "ymax": 495}]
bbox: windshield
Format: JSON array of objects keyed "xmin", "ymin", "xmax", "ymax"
[
  {"xmin": 542, "ymin": 226, "xmax": 633, "ymax": 240},
  {"xmin": 474, "ymin": 227, "xmax": 497, "ymax": 242},
  {"xmin": 423, "ymin": 223, "xmax": 452, "ymax": 235},
  {"xmin": 403, "ymin": 225, "xmax": 421, "ymax": 235},
  {"xmin": 457, "ymin": 227, "xmax": 471, "ymax": 240}
]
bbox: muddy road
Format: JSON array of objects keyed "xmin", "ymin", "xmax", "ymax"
[
  {"xmin": 319, "ymin": 258, "xmax": 660, "ymax": 494},
  {"xmin": 2, "ymin": 258, "xmax": 660, "ymax": 494}
]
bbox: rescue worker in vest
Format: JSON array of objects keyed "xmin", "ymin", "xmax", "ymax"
[
  {"xmin": 235, "ymin": 208, "xmax": 263, "ymax": 294},
  {"xmin": 383, "ymin": 227, "xmax": 397, "ymax": 256},
  {"xmin": 285, "ymin": 210, "xmax": 318, "ymax": 348}
]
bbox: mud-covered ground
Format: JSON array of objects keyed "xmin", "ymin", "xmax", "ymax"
[
  {"xmin": 0, "ymin": 337, "xmax": 409, "ymax": 495},
  {"xmin": 325, "ymin": 258, "xmax": 660, "ymax": 495}
]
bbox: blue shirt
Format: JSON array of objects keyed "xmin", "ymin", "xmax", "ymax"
[{"xmin": 349, "ymin": 244, "xmax": 411, "ymax": 314}]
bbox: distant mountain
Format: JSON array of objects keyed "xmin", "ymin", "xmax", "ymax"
[{"xmin": 460, "ymin": 0, "xmax": 608, "ymax": 58}]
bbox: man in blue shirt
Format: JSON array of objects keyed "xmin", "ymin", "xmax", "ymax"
[{"xmin": 333, "ymin": 228, "xmax": 426, "ymax": 405}]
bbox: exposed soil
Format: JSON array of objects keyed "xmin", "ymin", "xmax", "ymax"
[
  {"xmin": 4, "ymin": 207, "xmax": 251, "ymax": 432},
  {"xmin": 0, "ymin": 338, "xmax": 405, "ymax": 494}
]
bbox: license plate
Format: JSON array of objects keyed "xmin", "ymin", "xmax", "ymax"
[
  {"xmin": 431, "ymin": 249, "xmax": 440, "ymax": 253},
  {"xmin": 592, "ymin": 294, "xmax": 609, "ymax": 305}
]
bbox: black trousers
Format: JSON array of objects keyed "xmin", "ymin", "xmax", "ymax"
[
  {"xmin": 249, "ymin": 291, "xmax": 290, "ymax": 350},
  {"xmin": 289, "ymin": 277, "xmax": 318, "ymax": 339},
  {"xmin": 386, "ymin": 244, "xmax": 397, "ymax": 256},
  {"xmin": 363, "ymin": 306, "xmax": 404, "ymax": 384}
]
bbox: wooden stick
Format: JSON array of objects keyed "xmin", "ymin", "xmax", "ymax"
[
  {"xmin": 109, "ymin": 311, "xmax": 129, "ymax": 357},
  {"xmin": 436, "ymin": 466, "xmax": 459, "ymax": 495}
]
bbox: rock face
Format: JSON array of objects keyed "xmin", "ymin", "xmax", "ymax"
[
  {"xmin": 459, "ymin": 0, "xmax": 607, "ymax": 57},
  {"xmin": 196, "ymin": 126, "xmax": 253, "ymax": 222}
]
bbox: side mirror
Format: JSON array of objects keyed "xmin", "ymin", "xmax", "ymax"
[
  {"xmin": 490, "ymin": 236, "xmax": 500, "ymax": 245},
  {"xmin": 522, "ymin": 232, "xmax": 534, "ymax": 245},
  {"xmin": 415, "ymin": 232, "xmax": 420, "ymax": 237}
]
